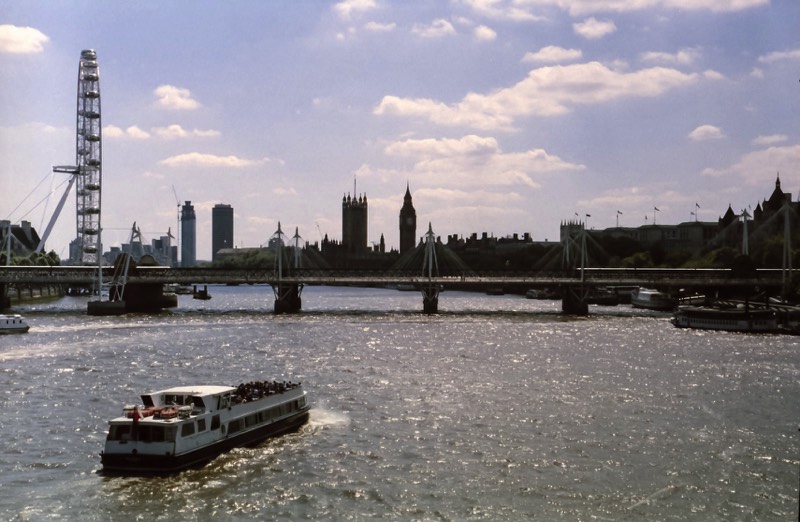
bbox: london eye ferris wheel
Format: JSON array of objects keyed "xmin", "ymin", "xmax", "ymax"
[{"xmin": 55, "ymin": 49, "xmax": 102, "ymax": 266}]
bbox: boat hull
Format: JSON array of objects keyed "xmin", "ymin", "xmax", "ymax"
[{"xmin": 100, "ymin": 409, "xmax": 309, "ymax": 474}]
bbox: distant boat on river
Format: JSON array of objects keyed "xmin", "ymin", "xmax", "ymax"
[
  {"xmin": 0, "ymin": 314, "xmax": 29, "ymax": 334},
  {"xmin": 630, "ymin": 287, "xmax": 678, "ymax": 311}
]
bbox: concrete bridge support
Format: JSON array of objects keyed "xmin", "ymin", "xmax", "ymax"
[
  {"xmin": 422, "ymin": 285, "xmax": 439, "ymax": 314},
  {"xmin": 273, "ymin": 284, "xmax": 302, "ymax": 314},
  {"xmin": 561, "ymin": 286, "xmax": 589, "ymax": 315}
]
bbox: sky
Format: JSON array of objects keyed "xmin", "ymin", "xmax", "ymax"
[{"xmin": 1, "ymin": 0, "xmax": 798, "ymax": 261}]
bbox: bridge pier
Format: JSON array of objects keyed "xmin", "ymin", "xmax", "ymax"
[
  {"xmin": 0, "ymin": 283, "xmax": 9, "ymax": 311},
  {"xmin": 422, "ymin": 285, "xmax": 439, "ymax": 314},
  {"xmin": 272, "ymin": 284, "xmax": 302, "ymax": 314},
  {"xmin": 561, "ymin": 286, "xmax": 589, "ymax": 315}
]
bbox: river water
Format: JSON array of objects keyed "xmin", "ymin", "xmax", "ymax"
[{"xmin": 1, "ymin": 285, "xmax": 798, "ymax": 521}]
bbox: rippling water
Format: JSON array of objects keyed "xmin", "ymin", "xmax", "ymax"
[{"xmin": 1, "ymin": 286, "xmax": 798, "ymax": 520}]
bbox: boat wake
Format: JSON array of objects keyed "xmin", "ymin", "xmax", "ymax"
[{"xmin": 308, "ymin": 407, "xmax": 350, "ymax": 430}]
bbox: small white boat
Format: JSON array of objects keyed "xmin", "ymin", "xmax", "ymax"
[
  {"xmin": 671, "ymin": 305, "xmax": 779, "ymax": 333},
  {"xmin": 101, "ymin": 380, "xmax": 310, "ymax": 474},
  {"xmin": 0, "ymin": 314, "xmax": 30, "ymax": 334},
  {"xmin": 630, "ymin": 287, "xmax": 678, "ymax": 311}
]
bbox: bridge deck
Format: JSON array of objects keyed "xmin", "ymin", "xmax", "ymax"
[{"xmin": 0, "ymin": 266, "xmax": 791, "ymax": 291}]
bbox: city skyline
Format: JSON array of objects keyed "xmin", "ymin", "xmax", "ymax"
[{"xmin": 1, "ymin": 1, "xmax": 798, "ymax": 260}]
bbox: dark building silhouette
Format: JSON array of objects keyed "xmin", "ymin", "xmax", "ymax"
[
  {"xmin": 399, "ymin": 183, "xmax": 417, "ymax": 254},
  {"xmin": 0, "ymin": 220, "xmax": 41, "ymax": 256},
  {"xmin": 342, "ymin": 192, "xmax": 368, "ymax": 254},
  {"xmin": 559, "ymin": 174, "xmax": 798, "ymax": 261},
  {"xmin": 212, "ymin": 203, "xmax": 234, "ymax": 262},
  {"xmin": 753, "ymin": 174, "xmax": 796, "ymax": 233},
  {"xmin": 180, "ymin": 201, "xmax": 196, "ymax": 267}
]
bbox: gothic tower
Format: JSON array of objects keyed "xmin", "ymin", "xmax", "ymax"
[
  {"xmin": 342, "ymin": 192, "xmax": 368, "ymax": 254},
  {"xmin": 399, "ymin": 183, "xmax": 417, "ymax": 254}
]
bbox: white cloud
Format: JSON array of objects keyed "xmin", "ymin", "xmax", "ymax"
[
  {"xmin": 383, "ymin": 134, "xmax": 585, "ymax": 188},
  {"xmin": 758, "ymin": 48, "xmax": 800, "ymax": 63},
  {"xmin": 364, "ymin": 21, "xmax": 396, "ymax": 32},
  {"xmin": 462, "ymin": 0, "xmax": 545, "ymax": 21},
  {"xmin": 159, "ymin": 152, "xmax": 269, "ymax": 168},
  {"xmin": 664, "ymin": 0, "xmax": 769, "ymax": 13},
  {"xmin": 412, "ymin": 19, "xmax": 457, "ymax": 38},
  {"xmin": 573, "ymin": 17, "xmax": 616, "ymax": 39},
  {"xmin": 701, "ymin": 145, "xmax": 800, "ymax": 184},
  {"xmin": 473, "ymin": 25, "xmax": 497, "ymax": 41},
  {"xmin": 375, "ymin": 62, "xmax": 715, "ymax": 130},
  {"xmin": 640, "ymin": 47, "xmax": 700, "ymax": 66},
  {"xmin": 752, "ymin": 134, "xmax": 787, "ymax": 146},
  {"xmin": 522, "ymin": 46, "xmax": 582, "ymax": 63},
  {"xmin": 103, "ymin": 125, "xmax": 150, "ymax": 139},
  {"xmin": 516, "ymin": 0, "xmax": 768, "ymax": 16},
  {"xmin": 272, "ymin": 187, "xmax": 298, "ymax": 196},
  {"xmin": 0, "ymin": 24, "xmax": 48, "ymax": 53},
  {"xmin": 688, "ymin": 124, "xmax": 725, "ymax": 141},
  {"xmin": 385, "ymin": 135, "xmax": 500, "ymax": 158},
  {"xmin": 152, "ymin": 124, "xmax": 220, "ymax": 139},
  {"xmin": 578, "ymin": 186, "xmax": 651, "ymax": 208},
  {"xmin": 154, "ymin": 85, "xmax": 200, "ymax": 110},
  {"xmin": 333, "ymin": 0, "xmax": 377, "ymax": 20}
]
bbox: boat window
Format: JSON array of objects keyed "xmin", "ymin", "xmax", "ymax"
[
  {"xmin": 141, "ymin": 395, "xmax": 155, "ymax": 408},
  {"xmin": 108, "ymin": 425, "xmax": 131, "ymax": 440},
  {"xmin": 165, "ymin": 394, "xmax": 191, "ymax": 406},
  {"xmin": 181, "ymin": 423, "xmax": 195, "ymax": 437},
  {"xmin": 211, "ymin": 415, "xmax": 220, "ymax": 430},
  {"xmin": 192, "ymin": 396, "xmax": 206, "ymax": 410},
  {"xmin": 197, "ymin": 418, "xmax": 206, "ymax": 432},
  {"xmin": 228, "ymin": 419, "xmax": 242, "ymax": 434},
  {"xmin": 137, "ymin": 426, "xmax": 167, "ymax": 443}
]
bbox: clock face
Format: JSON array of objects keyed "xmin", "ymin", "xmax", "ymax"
[{"xmin": 406, "ymin": 217, "xmax": 414, "ymax": 225}]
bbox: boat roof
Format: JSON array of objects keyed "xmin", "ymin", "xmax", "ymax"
[{"xmin": 149, "ymin": 385, "xmax": 236, "ymax": 397}]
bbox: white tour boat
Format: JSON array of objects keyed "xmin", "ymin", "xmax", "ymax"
[
  {"xmin": 0, "ymin": 314, "xmax": 30, "ymax": 334},
  {"xmin": 101, "ymin": 380, "xmax": 310, "ymax": 474},
  {"xmin": 630, "ymin": 287, "xmax": 678, "ymax": 311}
]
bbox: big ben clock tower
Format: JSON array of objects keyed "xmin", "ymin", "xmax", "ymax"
[{"xmin": 399, "ymin": 183, "xmax": 417, "ymax": 254}]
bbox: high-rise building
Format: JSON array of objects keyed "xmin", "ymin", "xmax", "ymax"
[
  {"xmin": 399, "ymin": 183, "xmax": 417, "ymax": 254},
  {"xmin": 180, "ymin": 201, "xmax": 196, "ymax": 267},
  {"xmin": 212, "ymin": 203, "xmax": 234, "ymax": 262},
  {"xmin": 342, "ymin": 192, "xmax": 368, "ymax": 254}
]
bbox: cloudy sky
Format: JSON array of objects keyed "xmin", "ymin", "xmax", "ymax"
[{"xmin": 1, "ymin": 0, "xmax": 798, "ymax": 261}]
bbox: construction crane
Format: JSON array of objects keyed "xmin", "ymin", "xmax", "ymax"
[{"xmin": 172, "ymin": 185, "xmax": 181, "ymax": 266}]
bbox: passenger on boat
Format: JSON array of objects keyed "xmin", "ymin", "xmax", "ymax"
[{"xmin": 132, "ymin": 406, "xmax": 141, "ymax": 440}]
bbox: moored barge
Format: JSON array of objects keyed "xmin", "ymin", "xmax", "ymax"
[{"xmin": 671, "ymin": 305, "xmax": 779, "ymax": 333}]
